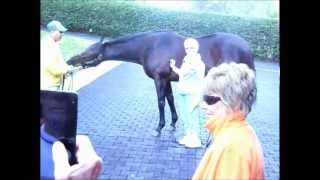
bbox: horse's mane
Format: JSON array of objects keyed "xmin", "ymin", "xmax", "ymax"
[
  {"xmin": 197, "ymin": 33, "xmax": 218, "ymax": 40},
  {"xmin": 104, "ymin": 31, "xmax": 177, "ymax": 45}
]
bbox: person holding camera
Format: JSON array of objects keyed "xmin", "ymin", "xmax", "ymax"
[
  {"xmin": 41, "ymin": 90, "xmax": 103, "ymax": 180},
  {"xmin": 41, "ymin": 127, "xmax": 103, "ymax": 180},
  {"xmin": 170, "ymin": 38, "xmax": 205, "ymax": 148},
  {"xmin": 41, "ymin": 20, "xmax": 74, "ymax": 91},
  {"xmin": 52, "ymin": 135, "xmax": 103, "ymax": 180},
  {"xmin": 192, "ymin": 62, "xmax": 265, "ymax": 179}
]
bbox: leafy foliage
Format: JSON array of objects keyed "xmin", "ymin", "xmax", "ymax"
[{"xmin": 41, "ymin": 0, "xmax": 279, "ymax": 61}]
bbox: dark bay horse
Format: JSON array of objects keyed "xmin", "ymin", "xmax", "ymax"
[{"xmin": 67, "ymin": 31, "xmax": 255, "ymax": 136}]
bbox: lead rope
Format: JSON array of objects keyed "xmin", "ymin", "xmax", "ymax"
[
  {"xmin": 62, "ymin": 66, "xmax": 82, "ymax": 91},
  {"xmin": 61, "ymin": 74, "xmax": 65, "ymax": 91},
  {"xmin": 67, "ymin": 72, "xmax": 73, "ymax": 91}
]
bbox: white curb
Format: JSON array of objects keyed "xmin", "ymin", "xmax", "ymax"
[{"xmin": 63, "ymin": 61, "xmax": 122, "ymax": 91}]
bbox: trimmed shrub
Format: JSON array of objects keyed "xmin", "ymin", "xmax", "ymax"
[{"xmin": 41, "ymin": 0, "xmax": 279, "ymax": 61}]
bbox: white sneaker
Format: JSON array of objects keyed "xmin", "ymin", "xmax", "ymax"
[
  {"xmin": 177, "ymin": 134, "xmax": 191, "ymax": 145},
  {"xmin": 184, "ymin": 134, "xmax": 202, "ymax": 148},
  {"xmin": 178, "ymin": 135, "xmax": 188, "ymax": 145}
]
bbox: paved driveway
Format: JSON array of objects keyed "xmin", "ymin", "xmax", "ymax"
[{"xmin": 75, "ymin": 59, "xmax": 279, "ymax": 180}]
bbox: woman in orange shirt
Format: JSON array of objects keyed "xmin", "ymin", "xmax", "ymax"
[{"xmin": 193, "ymin": 62, "xmax": 265, "ymax": 180}]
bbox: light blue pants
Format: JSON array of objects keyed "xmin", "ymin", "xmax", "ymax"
[{"xmin": 177, "ymin": 93, "xmax": 203, "ymax": 137}]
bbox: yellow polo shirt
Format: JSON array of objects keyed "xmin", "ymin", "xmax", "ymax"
[{"xmin": 41, "ymin": 36, "xmax": 68, "ymax": 89}]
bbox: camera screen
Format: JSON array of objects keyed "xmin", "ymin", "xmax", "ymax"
[{"xmin": 40, "ymin": 90, "xmax": 78, "ymax": 139}]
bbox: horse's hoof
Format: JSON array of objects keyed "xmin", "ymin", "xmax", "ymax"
[
  {"xmin": 169, "ymin": 126, "xmax": 176, "ymax": 132},
  {"xmin": 151, "ymin": 130, "xmax": 161, "ymax": 137}
]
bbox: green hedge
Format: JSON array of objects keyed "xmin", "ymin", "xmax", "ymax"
[{"xmin": 41, "ymin": 0, "xmax": 279, "ymax": 61}]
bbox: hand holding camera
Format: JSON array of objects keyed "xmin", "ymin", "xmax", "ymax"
[
  {"xmin": 41, "ymin": 90, "xmax": 78, "ymax": 165},
  {"xmin": 53, "ymin": 135, "xmax": 103, "ymax": 180},
  {"xmin": 41, "ymin": 90, "xmax": 103, "ymax": 180}
]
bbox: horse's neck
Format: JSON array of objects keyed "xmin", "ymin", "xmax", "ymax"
[{"xmin": 103, "ymin": 40, "xmax": 143, "ymax": 65}]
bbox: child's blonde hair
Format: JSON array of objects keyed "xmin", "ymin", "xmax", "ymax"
[{"xmin": 184, "ymin": 38, "xmax": 199, "ymax": 51}]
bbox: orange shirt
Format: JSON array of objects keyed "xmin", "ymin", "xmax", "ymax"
[{"xmin": 193, "ymin": 112, "xmax": 265, "ymax": 180}]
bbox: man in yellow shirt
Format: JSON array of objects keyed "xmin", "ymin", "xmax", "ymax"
[{"xmin": 41, "ymin": 20, "xmax": 72, "ymax": 90}]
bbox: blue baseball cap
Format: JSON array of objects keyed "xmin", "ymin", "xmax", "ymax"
[{"xmin": 47, "ymin": 20, "xmax": 68, "ymax": 32}]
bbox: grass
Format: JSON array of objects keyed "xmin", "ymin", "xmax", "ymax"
[{"xmin": 41, "ymin": 31, "xmax": 92, "ymax": 62}]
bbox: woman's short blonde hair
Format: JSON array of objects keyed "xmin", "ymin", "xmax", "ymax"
[{"xmin": 203, "ymin": 62, "xmax": 257, "ymax": 116}]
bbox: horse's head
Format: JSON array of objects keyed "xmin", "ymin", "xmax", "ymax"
[{"xmin": 67, "ymin": 36, "xmax": 105, "ymax": 67}]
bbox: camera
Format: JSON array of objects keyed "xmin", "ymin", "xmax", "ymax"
[{"xmin": 40, "ymin": 90, "xmax": 78, "ymax": 165}]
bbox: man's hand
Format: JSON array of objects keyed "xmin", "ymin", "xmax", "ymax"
[
  {"xmin": 52, "ymin": 135, "xmax": 103, "ymax": 180},
  {"xmin": 67, "ymin": 65, "xmax": 75, "ymax": 72},
  {"xmin": 66, "ymin": 66, "xmax": 82, "ymax": 76}
]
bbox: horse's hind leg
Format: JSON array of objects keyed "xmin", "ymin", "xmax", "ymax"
[
  {"xmin": 152, "ymin": 78, "xmax": 167, "ymax": 137},
  {"xmin": 165, "ymin": 82, "xmax": 178, "ymax": 131}
]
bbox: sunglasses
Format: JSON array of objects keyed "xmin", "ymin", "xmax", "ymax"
[{"xmin": 203, "ymin": 95, "xmax": 221, "ymax": 105}]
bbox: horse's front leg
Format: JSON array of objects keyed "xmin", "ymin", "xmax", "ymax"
[
  {"xmin": 165, "ymin": 82, "xmax": 178, "ymax": 131},
  {"xmin": 151, "ymin": 78, "xmax": 167, "ymax": 137}
]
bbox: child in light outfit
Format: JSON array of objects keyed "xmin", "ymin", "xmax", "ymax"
[{"xmin": 170, "ymin": 38, "xmax": 205, "ymax": 148}]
